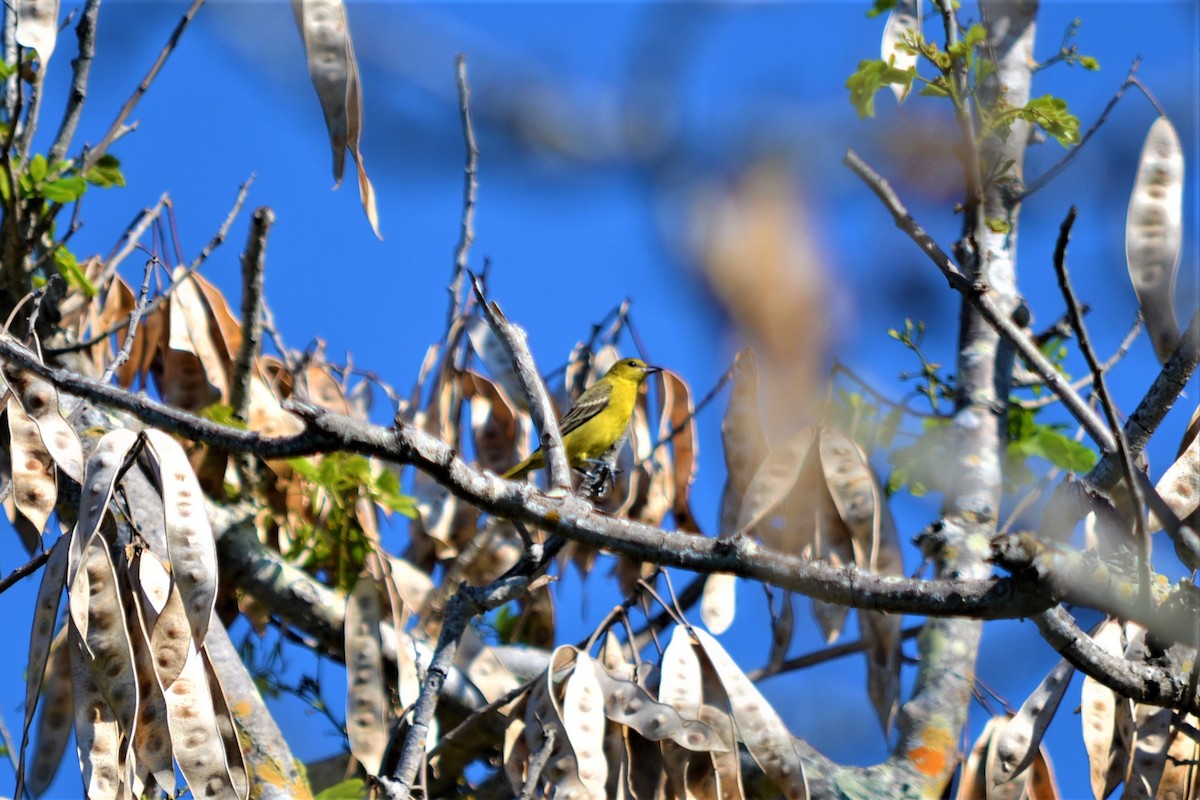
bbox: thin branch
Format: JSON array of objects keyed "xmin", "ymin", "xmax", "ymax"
[
  {"xmin": 518, "ymin": 726, "xmax": 556, "ymax": 800},
  {"xmin": 388, "ymin": 563, "xmax": 556, "ymax": 797},
  {"xmin": 845, "ymin": 148, "xmax": 1200, "ymax": 566},
  {"xmin": 47, "ymin": 177, "xmax": 252, "ymax": 356},
  {"xmin": 48, "ymin": 0, "xmax": 101, "ymax": 163},
  {"xmin": 844, "ymin": 148, "xmax": 1113, "ymax": 450},
  {"xmin": 749, "ymin": 624, "xmax": 924, "ymax": 682},
  {"xmin": 15, "ymin": 73, "xmax": 42, "ymax": 163},
  {"xmin": 98, "ymin": 256, "xmax": 154, "ymax": 385},
  {"xmin": 1052, "ymin": 206, "xmax": 1150, "ymax": 605},
  {"xmin": 1021, "ymin": 57, "xmax": 1140, "ymax": 198},
  {"xmin": 0, "ymin": 548, "xmax": 52, "ymax": 596},
  {"xmin": 471, "ymin": 274, "xmax": 570, "ymax": 490},
  {"xmin": 83, "ymin": 0, "xmax": 205, "ymax": 172},
  {"xmin": 444, "ymin": 54, "xmax": 478, "ymax": 337},
  {"xmin": 641, "ymin": 360, "xmax": 733, "ymax": 467},
  {"xmin": 98, "ymin": 192, "xmax": 169, "ymax": 286},
  {"xmin": 230, "ymin": 206, "xmax": 274, "ymax": 422},
  {"xmin": 1130, "ymin": 77, "xmax": 1169, "ymax": 119},
  {"xmin": 1016, "ymin": 313, "xmax": 1141, "ymax": 405}
]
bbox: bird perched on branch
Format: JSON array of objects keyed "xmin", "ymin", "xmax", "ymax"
[{"xmin": 502, "ymin": 357, "xmax": 661, "ymax": 480}]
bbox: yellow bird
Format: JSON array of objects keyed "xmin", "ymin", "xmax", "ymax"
[{"xmin": 502, "ymin": 357, "xmax": 661, "ymax": 480}]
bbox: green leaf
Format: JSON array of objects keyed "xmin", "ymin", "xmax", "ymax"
[
  {"xmin": 1019, "ymin": 95, "xmax": 1081, "ymax": 147},
  {"xmin": 85, "ymin": 154, "xmax": 126, "ymax": 188},
  {"xmin": 53, "ymin": 247, "xmax": 97, "ymax": 297},
  {"xmin": 28, "ymin": 153, "xmax": 48, "ymax": 183},
  {"xmin": 1077, "ymin": 55, "xmax": 1100, "ymax": 71},
  {"xmin": 1032, "ymin": 427, "xmax": 1097, "ymax": 472},
  {"xmin": 287, "ymin": 457, "xmax": 321, "ymax": 481},
  {"xmin": 985, "ymin": 217, "xmax": 1011, "ymax": 234},
  {"xmin": 866, "ymin": 0, "xmax": 897, "ymax": 18},
  {"xmin": 39, "ymin": 175, "xmax": 87, "ymax": 203},
  {"xmin": 917, "ymin": 79, "xmax": 951, "ymax": 98},
  {"xmin": 947, "ymin": 24, "xmax": 987, "ymax": 61},
  {"xmin": 200, "ymin": 404, "xmax": 249, "ymax": 430},
  {"xmin": 846, "ymin": 59, "xmax": 916, "ymax": 119},
  {"xmin": 314, "ymin": 779, "xmax": 365, "ymax": 800}
]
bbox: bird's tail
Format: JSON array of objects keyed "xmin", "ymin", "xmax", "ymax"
[{"xmin": 502, "ymin": 451, "xmax": 541, "ymax": 480}]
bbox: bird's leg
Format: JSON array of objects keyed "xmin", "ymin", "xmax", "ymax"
[{"xmin": 577, "ymin": 459, "xmax": 620, "ymax": 498}]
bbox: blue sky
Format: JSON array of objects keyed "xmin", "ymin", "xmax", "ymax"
[{"xmin": 1, "ymin": 1, "xmax": 1197, "ymax": 797}]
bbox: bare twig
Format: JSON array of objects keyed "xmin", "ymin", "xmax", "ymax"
[
  {"xmin": 98, "ymin": 256, "xmax": 155, "ymax": 385},
  {"xmin": 388, "ymin": 563, "xmax": 556, "ymax": 797},
  {"xmin": 518, "ymin": 726, "xmax": 556, "ymax": 800},
  {"xmin": 48, "ymin": 177, "xmax": 252, "ymax": 356},
  {"xmin": 16, "ymin": 75, "xmax": 42, "ymax": 164},
  {"xmin": 845, "ymin": 148, "xmax": 1200, "ymax": 566},
  {"xmin": 0, "ymin": 548, "xmax": 52, "ymax": 596},
  {"xmin": 471, "ymin": 274, "xmax": 570, "ymax": 490},
  {"xmin": 844, "ymin": 148, "xmax": 1113, "ymax": 448},
  {"xmin": 99, "ymin": 192, "xmax": 169, "ymax": 285},
  {"xmin": 750, "ymin": 624, "xmax": 924, "ymax": 682},
  {"xmin": 1022, "ymin": 57, "xmax": 1141, "ymax": 198},
  {"xmin": 1130, "ymin": 77, "xmax": 1169, "ymax": 119},
  {"xmin": 1016, "ymin": 313, "xmax": 1141, "ymax": 405},
  {"xmin": 48, "ymin": 0, "xmax": 101, "ymax": 163},
  {"xmin": 934, "ymin": 0, "xmax": 982, "ymax": 216},
  {"xmin": 641, "ymin": 360, "xmax": 733, "ymax": 467},
  {"xmin": 230, "ymin": 207, "xmax": 274, "ymax": 422},
  {"xmin": 83, "ymin": 0, "xmax": 205, "ymax": 171},
  {"xmin": 444, "ymin": 54, "xmax": 479, "ymax": 336},
  {"xmin": 1052, "ymin": 206, "xmax": 1150, "ymax": 604},
  {"xmin": 2, "ymin": 7, "xmax": 17, "ymax": 119}
]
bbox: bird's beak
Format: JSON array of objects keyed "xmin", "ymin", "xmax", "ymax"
[{"xmin": 643, "ymin": 365, "xmax": 662, "ymax": 375}]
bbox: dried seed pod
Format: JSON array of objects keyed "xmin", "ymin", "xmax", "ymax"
[
  {"xmin": 145, "ymin": 430, "xmax": 218, "ymax": 648},
  {"xmin": 562, "ymin": 653, "xmax": 607, "ymax": 797},
  {"xmin": 1126, "ymin": 116, "xmax": 1184, "ymax": 363},
  {"xmin": 7, "ymin": 396, "xmax": 57, "ymax": 536},
  {"xmin": 345, "ymin": 573, "xmax": 387, "ymax": 775},
  {"xmin": 0, "ymin": 356, "xmax": 84, "ymax": 484},
  {"xmin": 692, "ymin": 628, "xmax": 808, "ymax": 799},
  {"xmin": 16, "ymin": 535, "xmax": 68, "ymax": 797},
  {"xmin": 161, "ymin": 642, "xmax": 236, "ymax": 798},
  {"xmin": 29, "ymin": 629, "xmax": 73, "ymax": 796},
  {"xmin": 69, "ymin": 625, "xmax": 121, "ymax": 800}
]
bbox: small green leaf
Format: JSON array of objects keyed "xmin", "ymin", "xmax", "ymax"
[
  {"xmin": 39, "ymin": 175, "xmax": 87, "ymax": 203},
  {"xmin": 1077, "ymin": 55, "xmax": 1100, "ymax": 71},
  {"xmin": 200, "ymin": 404, "xmax": 249, "ymax": 430},
  {"xmin": 53, "ymin": 247, "xmax": 97, "ymax": 297},
  {"xmin": 1019, "ymin": 95, "xmax": 1081, "ymax": 147},
  {"xmin": 866, "ymin": 0, "xmax": 898, "ymax": 18},
  {"xmin": 28, "ymin": 153, "xmax": 48, "ymax": 183},
  {"xmin": 314, "ymin": 778, "xmax": 365, "ymax": 799},
  {"xmin": 846, "ymin": 59, "xmax": 916, "ymax": 119},
  {"xmin": 986, "ymin": 218, "xmax": 1011, "ymax": 234},
  {"xmin": 918, "ymin": 79, "xmax": 951, "ymax": 98},
  {"xmin": 85, "ymin": 154, "xmax": 126, "ymax": 188},
  {"xmin": 1033, "ymin": 427, "xmax": 1097, "ymax": 472}
]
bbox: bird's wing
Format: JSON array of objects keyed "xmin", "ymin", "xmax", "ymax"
[{"xmin": 557, "ymin": 380, "xmax": 614, "ymax": 437}]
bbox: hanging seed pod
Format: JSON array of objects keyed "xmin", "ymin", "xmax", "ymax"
[{"xmin": 1126, "ymin": 116, "xmax": 1184, "ymax": 363}]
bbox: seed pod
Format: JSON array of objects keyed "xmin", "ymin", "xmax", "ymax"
[{"xmin": 1126, "ymin": 116, "xmax": 1184, "ymax": 363}]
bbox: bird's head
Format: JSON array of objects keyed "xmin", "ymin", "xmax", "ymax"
[{"xmin": 605, "ymin": 357, "xmax": 662, "ymax": 384}]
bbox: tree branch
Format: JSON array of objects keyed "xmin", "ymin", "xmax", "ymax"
[
  {"xmin": 230, "ymin": 206, "xmax": 273, "ymax": 422},
  {"xmin": 0, "ymin": 334, "xmax": 1065, "ymax": 621}
]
